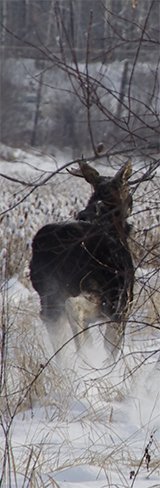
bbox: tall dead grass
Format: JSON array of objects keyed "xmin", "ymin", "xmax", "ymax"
[{"xmin": 0, "ymin": 158, "xmax": 160, "ymax": 486}]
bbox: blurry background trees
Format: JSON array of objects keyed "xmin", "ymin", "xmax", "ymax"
[{"xmin": 0, "ymin": 0, "xmax": 159, "ymax": 156}]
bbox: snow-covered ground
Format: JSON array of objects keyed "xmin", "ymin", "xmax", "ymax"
[{"xmin": 0, "ymin": 144, "xmax": 160, "ymax": 488}]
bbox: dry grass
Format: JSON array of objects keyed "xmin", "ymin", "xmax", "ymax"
[{"xmin": 0, "ymin": 158, "xmax": 160, "ymax": 486}]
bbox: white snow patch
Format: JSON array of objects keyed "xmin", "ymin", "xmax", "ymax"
[{"xmin": 0, "ymin": 146, "xmax": 160, "ymax": 488}]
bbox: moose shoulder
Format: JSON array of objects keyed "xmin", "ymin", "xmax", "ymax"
[{"xmin": 30, "ymin": 161, "xmax": 134, "ymax": 356}]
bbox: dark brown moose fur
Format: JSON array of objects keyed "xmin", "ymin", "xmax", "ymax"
[{"xmin": 30, "ymin": 161, "xmax": 134, "ymax": 356}]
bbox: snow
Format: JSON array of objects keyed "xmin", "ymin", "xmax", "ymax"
[{"xmin": 0, "ymin": 145, "xmax": 160, "ymax": 488}]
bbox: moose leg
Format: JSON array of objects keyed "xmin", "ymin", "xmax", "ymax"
[
  {"xmin": 103, "ymin": 320, "xmax": 126, "ymax": 362},
  {"xmin": 66, "ymin": 293, "xmax": 102, "ymax": 350},
  {"xmin": 34, "ymin": 278, "xmax": 73, "ymax": 357},
  {"xmin": 40, "ymin": 288, "xmax": 64, "ymax": 323},
  {"xmin": 65, "ymin": 297, "xmax": 91, "ymax": 350}
]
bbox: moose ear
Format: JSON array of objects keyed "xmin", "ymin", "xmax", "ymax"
[
  {"xmin": 116, "ymin": 160, "xmax": 132, "ymax": 184},
  {"xmin": 79, "ymin": 161, "xmax": 100, "ymax": 186}
]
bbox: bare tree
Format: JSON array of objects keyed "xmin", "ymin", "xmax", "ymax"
[{"xmin": 0, "ymin": 5, "xmax": 160, "ymax": 485}]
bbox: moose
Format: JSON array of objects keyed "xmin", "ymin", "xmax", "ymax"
[{"xmin": 30, "ymin": 160, "xmax": 134, "ymax": 359}]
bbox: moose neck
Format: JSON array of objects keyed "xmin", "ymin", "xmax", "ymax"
[{"xmin": 78, "ymin": 199, "xmax": 129, "ymax": 244}]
